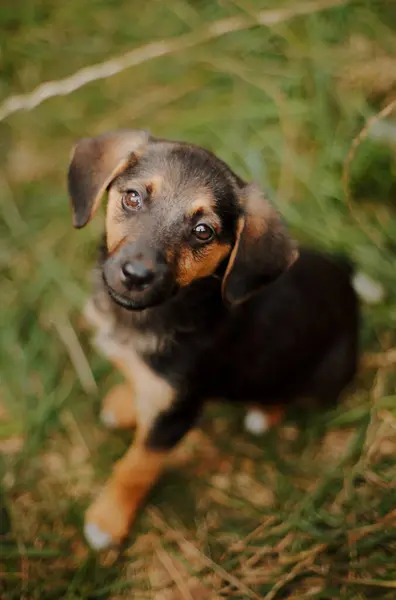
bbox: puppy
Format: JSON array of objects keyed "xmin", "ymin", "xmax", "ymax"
[{"xmin": 67, "ymin": 130, "xmax": 359, "ymax": 550}]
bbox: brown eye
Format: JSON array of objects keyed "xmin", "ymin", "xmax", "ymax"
[
  {"xmin": 122, "ymin": 190, "xmax": 142, "ymax": 211},
  {"xmin": 192, "ymin": 223, "xmax": 214, "ymax": 242}
]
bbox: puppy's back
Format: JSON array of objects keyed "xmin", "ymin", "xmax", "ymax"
[
  {"xmin": 211, "ymin": 247, "xmax": 360, "ymax": 404},
  {"xmin": 245, "ymin": 247, "xmax": 359, "ymax": 342}
]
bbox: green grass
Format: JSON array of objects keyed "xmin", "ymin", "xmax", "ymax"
[{"xmin": 1, "ymin": 0, "xmax": 395, "ymax": 598}]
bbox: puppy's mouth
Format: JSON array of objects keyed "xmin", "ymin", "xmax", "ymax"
[
  {"xmin": 106, "ymin": 284, "xmax": 143, "ymax": 310},
  {"xmin": 102, "ymin": 272, "xmax": 176, "ymax": 311}
]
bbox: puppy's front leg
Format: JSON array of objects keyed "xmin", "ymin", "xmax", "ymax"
[
  {"xmin": 84, "ymin": 438, "xmax": 168, "ymax": 550},
  {"xmin": 100, "ymin": 357, "xmax": 138, "ymax": 430},
  {"xmin": 84, "ymin": 359, "xmax": 201, "ymax": 550}
]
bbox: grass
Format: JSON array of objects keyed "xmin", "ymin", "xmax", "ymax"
[{"xmin": 0, "ymin": 0, "xmax": 395, "ymax": 598}]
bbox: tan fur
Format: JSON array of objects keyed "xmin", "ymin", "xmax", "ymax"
[
  {"xmin": 101, "ymin": 383, "xmax": 137, "ymax": 429},
  {"xmin": 176, "ymin": 242, "xmax": 231, "ymax": 287},
  {"xmin": 84, "ymin": 295, "xmax": 176, "ymax": 540},
  {"xmin": 220, "ymin": 186, "xmax": 272, "ymax": 300},
  {"xmin": 85, "ymin": 445, "xmax": 167, "ymax": 543},
  {"xmin": 145, "ymin": 174, "xmax": 163, "ymax": 198},
  {"xmin": 83, "ymin": 297, "xmax": 111, "ymax": 331},
  {"xmin": 243, "ymin": 185, "xmax": 273, "ymax": 239},
  {"xmin": 289, "ymin": 247, "xmax": 299, "ymax": 268},
  {"xmin": 85, "ymin": 298, "xmax": 174, "ymax": 434},
  {"xmin": 241, "ymin": 184, "xmax": 298, "ymax": 265},
  {"xmin": 221, "ymin": 184, "xmax": 298, "ymax": 304},
  {"xmin": 221, "ymin": 217, "xmax": 244, "ymax": 298},
  {"xmin": 188, "ymin": 192, "xmax": 216, "ymax": 215},
  {"xmin": 89, "ymin": 353, "xmax": 173, "ymax": 540},
  {"xmin": 85, "ymin": 298, "xmax": 171, "ymax": 424}
]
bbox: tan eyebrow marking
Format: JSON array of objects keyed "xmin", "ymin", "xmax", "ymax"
[{"xmin": 188, "ymin": 191, "xmax": 215, "ymax": 215}]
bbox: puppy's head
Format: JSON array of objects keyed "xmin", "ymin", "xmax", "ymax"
[{"xmin": 68, "ymin": 129, "xmax": 297, "ymax": 310}]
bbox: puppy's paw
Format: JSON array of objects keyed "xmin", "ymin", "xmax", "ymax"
[
  {"xmin": 244, "ymin": 406, "xmax": 284, "ymax": 436},
  {"xmin": 84, "ymin": 486, "xmax": 134, "ymax": 550},
  {"xmin": 100, "ymin": 383, "xmax": 136, "ymax": 430},
  {"xmin": 244, "ymin": 409, "xmax": 270, "ymax": 435},
  {"xmin": 84, "ymin": 523, "xmax": 113, "ymax": 551},
  {"xmin": 100, "ymin": 410, "xmax": 118, "ymax": 429}
]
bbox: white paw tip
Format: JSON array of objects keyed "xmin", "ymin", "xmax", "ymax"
[
  {"xmin": 352, "ymin": 272, "xmax": 385, "ymax": 305},
  {"xmin": 244, "ymin": 409, "xmax": 270, "ymax": 435},
  {"xmin": 84, "ymin": 522, "xmax": 113, "ymax": 550},
  {"xmin": 100, "ymin": 410, "xmax": 117, "ymax": 429}
]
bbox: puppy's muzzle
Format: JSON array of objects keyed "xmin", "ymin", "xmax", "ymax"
[{"xmin": 103, "ymin": 243, "xmax": 173, "ymax": 310}]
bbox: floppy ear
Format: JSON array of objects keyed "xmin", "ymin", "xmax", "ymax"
[
  {"xmin": 222, "ymin": 183, "xmax": 298, "ymax": 305},
  {"xmin": 67, "ymin": 129, "xmax": 150, "ymax": 228}
]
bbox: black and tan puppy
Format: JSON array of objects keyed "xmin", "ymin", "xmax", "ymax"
[{"xmin": 67, "ymin": 130, "xmax": 359, "ymax": 550}]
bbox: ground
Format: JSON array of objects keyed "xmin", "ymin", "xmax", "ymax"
[{"xmin": 0, "ymin": 1, "xmax": 395, "ymax": 598}]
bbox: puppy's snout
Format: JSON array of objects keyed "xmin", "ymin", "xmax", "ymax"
[
  {"xmin": 103, "ymin": 243, "xmax": 173, "ymax": 309},
  {"xmin": 121, "ymin": 260, "xmax": 155, "ymax": 291}
]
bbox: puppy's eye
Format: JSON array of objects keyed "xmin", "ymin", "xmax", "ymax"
[
  {"xmin": 122, "ymin": 190, "xmax": 142, "ymax": 211},
  {"xmin": 192, "ymin": 223, "xmax": 214, "ymax": 242}
]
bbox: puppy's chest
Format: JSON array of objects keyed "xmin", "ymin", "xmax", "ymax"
[
  {"xmin": 85, "ymin": 266, "xmax": 226, "ymax": 382},
  {"xmin": 83, "ymin": 294, "xmax": 168, "ymax": 367}
]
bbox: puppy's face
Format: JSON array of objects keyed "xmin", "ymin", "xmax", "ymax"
[
  {"xmin": 102, "ymin": 144, "xmax": 238, "ymax": 309},
  {"xmin": 68, "ymin": 130, "xmax": 297, "ymax": 310}
]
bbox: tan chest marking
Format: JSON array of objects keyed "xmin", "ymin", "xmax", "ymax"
[{"xmin": 84, "ymin": 298, "xmax": 175, "ymax": 434}]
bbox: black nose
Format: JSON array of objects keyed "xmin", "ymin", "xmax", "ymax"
[{"xmin": 121, "ymin": 261, "xmax": 155, "ymax": 290}]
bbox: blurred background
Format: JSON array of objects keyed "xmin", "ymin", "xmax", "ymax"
[{"xmin": 1, "ymin": 1, "xmax": 395, "ymax": 598}]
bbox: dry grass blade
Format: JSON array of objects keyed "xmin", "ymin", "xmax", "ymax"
[
  {"xmin": 361, "ymin": 349, "xmax": 396, "ymax": 369},
  {"xmin": 244, "ymin": 532, "xmax": 294, "ymax": 569},
  {"xmin": 155, "ymin": 544, "xmax": 195, "ymax": 600},
  {"xmin": 349, "ymin": 509, "xmax": 396, "ymax": 542},
  {"xmin": 0, "ymin": 0, "xmax": 349, "ymax": 122},
  {"xmin": 52, "ymin": 315, "xmax": 97, "ymax": 394},
  {"xmin": 262, "ymin": 543, "xmax": 327, "ymax": 600},
  {"xmin": 339, "ymin": 578, "xmax": 396, "ymax": 589},
  {"xmin": 149, "ymin": 510, "xmax": 261, "ymax": 600},
  {"xmin": 228, "ymin": 516, "xmax": 277, "ymax": 552}
]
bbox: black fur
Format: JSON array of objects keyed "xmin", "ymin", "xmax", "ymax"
[{"xmin": 95, "ymin": 245, "xmax": 360, "ymax": 450}]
